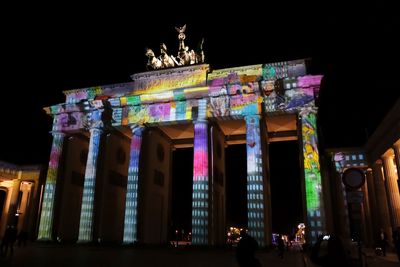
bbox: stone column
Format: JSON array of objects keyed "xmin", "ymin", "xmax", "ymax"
[
  {"xmin": 300, "ymin": 109, "xmax": 326, "ymax": 244},
  {"xmin": 17, "ymin": 182, "xmax": 34, "ymax": 231},
  {"xmin": 38, "ymin": 132, "xmax": 65, "ymax": 240},
  {"xmin": 78, "ymin": 127, "xmax": 103, "ymax": 242},
  {"xmin": 365, "ymin": 169, "xmax": 379, "ymax": 237},
  {"xmin": 361, "ymin": 179, "xmax": 374, "ymax": 246},
  {"xmin": 191, "ymin": 120, "xmax": 209, "ymax": 245},
  {"xmin": 394, "ymin": 143, "xmax": 400, "ymax": 181},
  {"xmin": 333, "ymin": 171, "xmax": 351, "ymax": 240},
  {"xmin": 382, "ymin": 152, "xmax": 400, "ymax": 229},
  {"xmin": 372, "ymin": 161, "xmax": 392, "ymax": 238},
  {"xmin": 245, "ymin": 115, "xmax": 266, "ymax": 247},
  {"xmin": 123, "ymin": 125, "xmax": 144, "ymax": 244}
]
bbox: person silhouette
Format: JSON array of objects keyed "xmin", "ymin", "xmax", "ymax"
[
  {"xmin": 379, "ymin": 228, "xmax": 388, "ymax": 256},
  {"xmin": 277, "ymin": 234, "xmax": 285, "ymax": 259},
  {"xmin": 392, "ymin": 226, "xmax": 400, "ymax": 262},
  {"xmin": 236, "ymin": 229, "xmax": 262, "ymax": 267},
  {"xmin": 1, "ymin": 225, "xmax": 17, "ymax": 258},
  {"xmin": 17, "ymin": 230, "xmax": 28, "ymax": 247},
  {"xmin": 310, "ymin": 234, "xmax": 350, "ymax": 267}
]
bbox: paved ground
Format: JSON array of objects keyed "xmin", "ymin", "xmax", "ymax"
[
  {"xmin": 302, "ymin": 247, "xmax": 399, "ymax": 267},
  {"xmin": 1, "ymin": 243, "xmax": 304, "ymax": 267},
  {"xmin": 1, "ymin": 242, "xmax": 398, "ymax": 267},
  {"xmin": 362, "ymin": 248, "xmax": 399, "ymax": 267}
]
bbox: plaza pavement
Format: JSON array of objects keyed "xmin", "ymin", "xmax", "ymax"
[
  {"xmin": 1, "ymin": 242, "xmax": 399, "ymax": 267},
  {"xmin": 1, "ymin": 242, "xmax": 304, "ymax": 267}
]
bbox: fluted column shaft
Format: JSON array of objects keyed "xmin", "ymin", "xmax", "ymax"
[
  {"xmin": 38, "ymin": 132, "xmax": 65, "ymax": 240},
  {"xmin": 394, "ymin": 143, "xmax": 400, "ymax": 181},
  {"xmin": 372, "ymin": 162, "xmax": 392, "ymax": 237},
  {"xmin": 300, "ymin": 110, "xmax": 325, "ymax": 244},
  {"xmin": 382, "ymin": 153, "xmax": 400, "ymax": 229},
  {"xmin": 245, "ymin": 115, "xmax": 266, "ymax": 247},
  {"xmin": 361, "ymin": 177, "xmax": 374, "ymax": 246},
  {"xmin": 192, "ymin": 120, "xmax": 209, "ymax": 245},
  {"xmin": 78, "ymin": 127, "xmax": 103, "ymax": 242},
  {"xmin": 123, "ymin": 126, "xmax": 144, "ymax": 243},
  {"xmin": 365, "ymin": 169, "xmax": 379, "ymax": 236}
]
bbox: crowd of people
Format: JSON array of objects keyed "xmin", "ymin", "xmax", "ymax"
[{"xmin": 0, "ymin": 225, "xmax": 28, "ymax": 259}]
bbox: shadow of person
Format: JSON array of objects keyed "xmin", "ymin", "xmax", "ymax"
[{"xmin": 236, "ymin": 229, "xmax": 262, "ymax": 267}]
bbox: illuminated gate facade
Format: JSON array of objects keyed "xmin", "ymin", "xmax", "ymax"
[{"xmin": 37, "ymin": 59, "xmax": 326, "ymax": 246}]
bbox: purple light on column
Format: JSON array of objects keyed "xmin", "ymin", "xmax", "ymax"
[
  {"xmin": 123, "ymin": 126, "xmax": 144, "ymax": 243},
  {"xmin": 192, "ymin": 121, "xmax": 209, "ymax": 245},
  {"xmin": 38, "ymin": 132, "xmax": 65, "ymax": 240},
  {"xmin": 78, "ymin": 127, "xmax": 102, "ymax": 242},
  {"xmin": 193, "ymin": 122, "xmax": 208, "ymax": 179},
  {"xmin": 245, "ymin": 115, "xmax": 266, "ymax": 247}
]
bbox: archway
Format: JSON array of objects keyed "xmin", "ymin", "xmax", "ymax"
[
  {"xmin": 269, "ymin": 141, "xmax": 304, "ymax": 238},
  {"xmin": 171, "ymin": 147, "xmax": 193, "ymax": 244}
]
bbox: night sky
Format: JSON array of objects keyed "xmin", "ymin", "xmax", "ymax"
[{"xmin": 1, "ymin": 4, "xmax": 399, "ymax": 236}]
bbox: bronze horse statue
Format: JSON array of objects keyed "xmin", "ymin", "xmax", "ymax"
[
  {"xmin": 145, "ymin": 48, "xmax": 162, "ymax": 70},
  {"xmin": 159, "ymin": 43, "xmax": 175, "ymax": 68},
  {"xmin": 144, "ymin": 25, "xmax": 205, "ymax": 70}
]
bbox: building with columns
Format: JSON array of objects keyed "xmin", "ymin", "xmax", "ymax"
[
  {"xmin": 0, "ymin": 161, "xmax": 43, "ymax": 240},
  {"xmin": 365, "ymin": 98, "xmax": 400, "ymax": 244},
  {"xmin": 325, "ymin": 98, "xmax": 400, "ymax": 246},
  {"xmin": 37, "ymin": 59, "xmax": 328, "ymax": 247}
]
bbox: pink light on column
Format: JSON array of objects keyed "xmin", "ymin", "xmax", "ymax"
[
  {"xmin": 192, "ymin": 120, "xmax": 209, "ymax": 245},
  {"xmin": 38, "ymin": 132, "xmax": 65, "ymax": 240},
  {"xmin": 193, "ymin": 122, "xmax": 208, "ymax": 180}
]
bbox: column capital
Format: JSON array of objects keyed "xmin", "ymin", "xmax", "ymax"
[
  {"xmin": 49, "ymin": 131, "xmax": 66, "ymax": 137},
  {"xmin": 299, "ymin": 106, "xmax": 318, "ymax": 117},
  {"xmin": 244, "ymin": 114, "xmax": 260, "ymax": 122},
  {"xmin": 381, "ymin": 151, "xmax": 395, "ymax": 161},
  {"xmin": 193, "ymin": 119, "xmax": 209, "ymax": 124},
  {"xmin": 393, "ymin": 142, "xmax": 400, "ymax": 150},
  {"xmin": 130, "ymin": 124, "xmax": 145, "ymax": 136},
  {"xmin": 88, "ymin": 127, "xmax": 103, "ymax": 134}
]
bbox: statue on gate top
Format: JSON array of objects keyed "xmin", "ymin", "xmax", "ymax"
[{"xmin": 145, "ymin": 24, "xmax": 205, "ymax": 70}]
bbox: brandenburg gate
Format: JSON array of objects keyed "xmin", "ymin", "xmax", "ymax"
[{"xmin": 37, "ymin": 27, "xmax": 325, "ymax": 247}]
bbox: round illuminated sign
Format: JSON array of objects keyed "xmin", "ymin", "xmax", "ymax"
[{"xmin": 342, "ymin": 168, "xmax": 365, "ymax": 190}]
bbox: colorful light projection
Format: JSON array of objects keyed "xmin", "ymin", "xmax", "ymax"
[
  {"xmin": 300, "ymin": 108, "xmax": 325, "ymax": 242},
  {"xmin": 64, "ymin": 82, "xmax": 134, "ymax": 104},
  {"xmin": 38, "ymin": 132, "xmax": 65, "ymax": 240},
  {"xmin": 52, "ymin": 112, "xmax": 87, "ymax": 132},
  {"xmin": 65, "ymin": 86, "xmax": 103, "ymax": 104},
  {"xmin": 123, "ymin": 125, "xmax": 144, "ymax": 243},
  {"xmin": 109, "ymin": 80, "xmax": 265, "ymax": 127},
  {"xmin": 113, "ymin": 96, "xmax": 210, "ymax": 127},
  {"xmin": 192, "ymin": 120, "xmax": 209, "ymax": 245},
  {"xmin": 332, "ymin": 151, "xmax": 367, "ymax": 173},
  {"xmin": 207, "ymin": 64, "xmax": 262, "ymax": 86},
  {"xmin": 262, "ymin": 75, "xmax": 322, "ymax": 113},
  {"xmin": 209, "ymin": 86, "xmax": 230, "ymax": 117},
  {"xmin": 78, "ymin": 127, "xmax": 102, "ymax": 242},
  {"xmin": 261, "ymin": 60, "xmax": 306, "ymax": 80},
  {"xmin": 130, "ymin": 65, "xmax": 208, "ymax": 95},
  {"xmin": 245, "ymin": 115, "xmax": 266, "ymax": 247}
]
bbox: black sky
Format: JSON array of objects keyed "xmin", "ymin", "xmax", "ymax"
[{"xmin": 1, "ymin": 4, "xmax": 399, "ymax": 166}]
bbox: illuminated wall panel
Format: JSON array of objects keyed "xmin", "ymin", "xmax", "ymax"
[
  {"xmin": 192, "ymin": 121, "xmax": 209, "ymax": 245},
  {"xmin": 123, "ymin": 126, "xmax": 144, "ymax": 243},
  {"xmin": 38, "ymin": 132, "xmax": 65, "ymax": 240},
  {"xmin": 78, "ymin": 128, "xmax": 102, "ymax": 242},
  {"xmin": 300, "ymin": 109, "xmax": 325, "ymax": 243},
  {"xmin": 245, "ymin": 115, "xmax": 266, "ymax": 247}
]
